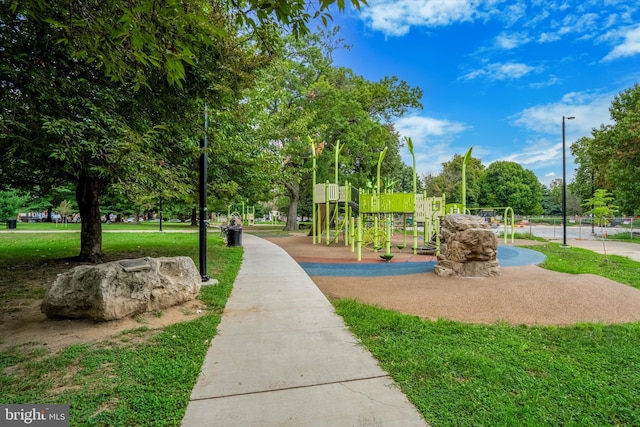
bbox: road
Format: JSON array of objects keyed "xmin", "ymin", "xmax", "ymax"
[
  {"xmin": 506, "ymin": 224, "xmax": 631, "ymax": 241},
  {"xmin": 503, "ymin": 224, "xmax": 640, "ymax": 262}
]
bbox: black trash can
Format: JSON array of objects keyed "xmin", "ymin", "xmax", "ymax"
[
  {"xmin": 6, "ymin": 219, "xmax": 17, "ymax": 229},
  {"xmin": 227, "ymin": 225, "xmax": 242, "ymax": 247}
]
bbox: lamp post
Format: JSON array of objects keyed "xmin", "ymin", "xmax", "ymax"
[
  {"xmin": 591, "ymin": 171, "xmax": 595, "ymax": 234},
  {"xmin": 157, "ymin": 159, "xmax": 165, "ymax": 232},
  {"xmin": 199, "ymin": 105, "xmax": 210, "ymax": 282},
  {"xmin": 562, "ymin": 115, "xmax": 575, "ymax": 247}
]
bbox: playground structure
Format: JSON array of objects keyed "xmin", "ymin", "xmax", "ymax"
[
  {"xmin": 309, "ymin": 141, "xmax": 514, "ymax": 261},
  {"xmin": 467, "ymin": 207, "xmax": 515, "ymax": 244},
  {"xmin": 215, "ymin": 202, "xmax": 255, "ymax": 226}
]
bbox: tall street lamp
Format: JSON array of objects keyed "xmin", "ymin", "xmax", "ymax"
[
  {"xmin": 199, "ymin": 105, "xmax": 210, "ymax": 282},
  {"xmin": 562, "ymin": 115, "xmax": 575, "ymax": 247}
]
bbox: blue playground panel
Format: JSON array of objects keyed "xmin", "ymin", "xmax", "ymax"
[{"xmin": 298, "ymin": 245, "xmax": 546, "ymax": 277}]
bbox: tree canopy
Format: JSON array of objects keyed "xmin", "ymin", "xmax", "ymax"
[
  {"xmin": 571, "ymin": 84, "xmax": 640, "ymax": 215},
  {"xmin": 423, "ymin": 152, "xmax": 485, "ymax": 207},
  {"xmin": 1, "ymin": 0, "xmax": 366, "ymax": 260},
  {"xmin": 478, "ymin": 161, "xmax": 543, "ymax": 215},
  {"xmin": 244, "ymin": 29, "xmax": 422, "ymax": 229}
]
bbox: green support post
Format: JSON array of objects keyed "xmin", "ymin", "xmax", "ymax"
[
  {"xmin": 374, "ymin": 214, "xmax": 379, "ymax": 252},
  {"xmin": 504, "ymin": 207, "xmax": 515, "ymax": 244},
  {"xmin": 350, "ymin": 216, "xmax": 355, "ymax": 253},
  {"xmin": 385, "ymin": 216, "xmax": 392, "ymax": 256},
  {"xmin": 462, "ymin": 147, "xmax": 473, "ymax": 214},
  {"xmin": 405, "ymin": 137, "xmax": 419, "ymax": 255},
  {"xmin": 402, "ymin": 213, "xmax": 407, "ymax": 250},
  {"xmin": 310, "ymin": 138, "xmax": 317, "ymax": 245},
  {"xmin": 357, "ymin": 216, "xmax": 362, "ymax": 261},
  {"xmin": 423, "ymin": 192, "xmax": 428, "ymax": 248},
  {"xmin": 344, "ymin": 182, "xmax": 350, "ymax": 246},
  {"xmin": 325, "ymin": 181, "xmax": 330, "ymax": 245}
]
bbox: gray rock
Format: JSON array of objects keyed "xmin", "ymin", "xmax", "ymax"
[
  {"xmin": 435, "ymin": 214, "xmax": 500, "ymax": 277},
  {"xmin": 41, "ymin": 256, "xmax": 201, "ymax": 321}
]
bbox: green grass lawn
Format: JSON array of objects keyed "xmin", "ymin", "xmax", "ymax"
[
  {"xmin": 0, "ymin": 231, "xmax": 241, "ymax": 426},
  {"xmin": 608, "ymin": 231, "xmax": 640, "ymax": 243},
  {"xmin": 335, "ymin": 300, "xmax": 640, "ymax": 426},
  {"xmin": 335, "ymin": 242, "xmax": 640, "ymax": 426},
  {"xmin": 526, "ymin": 242, "xmax": 640, "ymax": 289}
]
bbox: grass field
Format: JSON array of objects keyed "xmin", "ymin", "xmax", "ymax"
[
  {"xmin": 0, "ymin": 231, "xmax": 241, "ymax": 426},
  {"xmin": 335, "ymin": 242, "xmax": 640, "ymax": 426}
]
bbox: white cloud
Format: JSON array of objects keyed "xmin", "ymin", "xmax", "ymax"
[
  {"xmin": 523, "ymin": 8, "xmax": 549, "ymax": 29},
  {"xmin": 359, "ymin": 0, "xmax": 501, "ymax": 37},
  {"xmin": 561, "ymin": 13, "xmax": 599, "ymax": 36},
  {"xmin": 511, "ymin": 91, "xmax": 614, "ymax": 138},
  {"xmin": 494, "ymin": 138, "xmax": 572, "ymax": 186},
  {"xmin": 602, "ymin": 24, "xmax": 640, "ymax": 61},
  {"xmin": 505, "ymin": 91, "xmax": 616, "ymax": 183},
  {"xmin": 538, "ymin": 32, "xmax": 561, "ymax": 43},
  {"xmin": 394, "ymin": 114, "xmax": 471, "ymax": 175},
  {"xmin": 462, "ymin": 62, "xmax": 542, "ymax": 81},
  {"xmin": 395, "ymin": 114, "xmax": 469, "ymax": 139},
  {"xmin": 529, "ymin": 75, "xmax": 561, "ymax": 88},
  {"xmin": 604, "ymin": 13, "xmax": 618, "ymax": 29},
  {"xmin": 498, "ymin": 138, "xmax": 560, "ymax": 166},
  {"xmin": 412, "ymin": 144, "xmax": 460, "ymax": 176},
  {"xmin": 494, "ymin": 31, "xmax": 531, "ymax": 49},
  {"xmin": 501, "ymin": 2, "xmax": 527, "ymax": 26}
]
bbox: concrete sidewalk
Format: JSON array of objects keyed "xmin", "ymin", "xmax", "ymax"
[
  {"xmin": 566, "ymin": 238, "xmax": 640, "ymax": 262},
  {"xmin": 182, "ymin": 234, "xmax": 426, "ymax": 426}
]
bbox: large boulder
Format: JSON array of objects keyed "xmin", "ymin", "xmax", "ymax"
[
  {"xmin": 41, "ymin": 256, "xmax": 202, "ymax": 321},
  {"xmin": 434, "ymin": 214, "xmax": 500, "ymax": 277}
]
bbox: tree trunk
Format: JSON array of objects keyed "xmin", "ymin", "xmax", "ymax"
[
  {"xmin": 283, "ymin": 181, "xmax": 300, "ymax": 231},
  {"xmin": 76, "ymin": 173, "xmax": 105, "ymax": 262},
  {"xmin": 191, "ymin": 208, "xmax": 197, "ymax": 226}
]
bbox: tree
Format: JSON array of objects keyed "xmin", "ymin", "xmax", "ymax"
[
  {"xmin": 56, "ymin": 200, "xmax": 73, "ymax": 225},
  {"xmin": 2, "ymin": 1, "xmax": 246, "ymax": 260},
  {"xmin": 572, "ymin": 84, "xmax": 640, "ymax": 214},
  {"xmin": 583, "ymin": 189, "xmax": 618, "ymax": 260},
  {"xmin": 479, "ymin": 161, "xmax": 543, "ymax": 215},
  {"xmin": 542, "ymin": 179, "xmax": 562, "ymax": 215},
  {"xmin": 0, "ymin": 189, "xmax": 27, "ymax": 222},
  {"xmin": 8, "ymin": 0, "xmax": 365, "ymax": 90},
  {"xmin": 246, "ymin": 29, "xmax": 422, "ymax": 230},
  {"xmin": 423, "ymin": 152, "xmax": 485, "ymax": 206},
  {"xmin": 2, "ymin": 1, "xmax": 363, "ymax": 260}
]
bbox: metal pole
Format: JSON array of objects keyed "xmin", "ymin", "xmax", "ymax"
[
  {"xmin": 159, "ymin": 195, "xmax": 163, "ymax": 232},
  {"xmin": 199, "ymin": 105, "xmax": 210, "ymax": 281},
  {"xmin": 562, "ymin": 116, "xmax": 567, "ymax": 247},
  {"xmin": 561, "ymin": 115, "xmax": 574, "ymax": 247},
  {"xmin": 591, "ymin": 171, "xmax": 595, "ymax": 234}
]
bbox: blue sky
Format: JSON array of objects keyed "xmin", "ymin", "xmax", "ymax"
[{"xmin": 325, "ymin": 0, "xmax": 640, "ymax": 186}]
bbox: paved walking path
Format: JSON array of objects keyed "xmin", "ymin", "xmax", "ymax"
[
  {"xmin": 182, "ymin": 233, "xmax": 427, "ymax": 426},
  {"xmin": 566, "ymin": 238, "xmax": 640, "ymax": 262}
]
